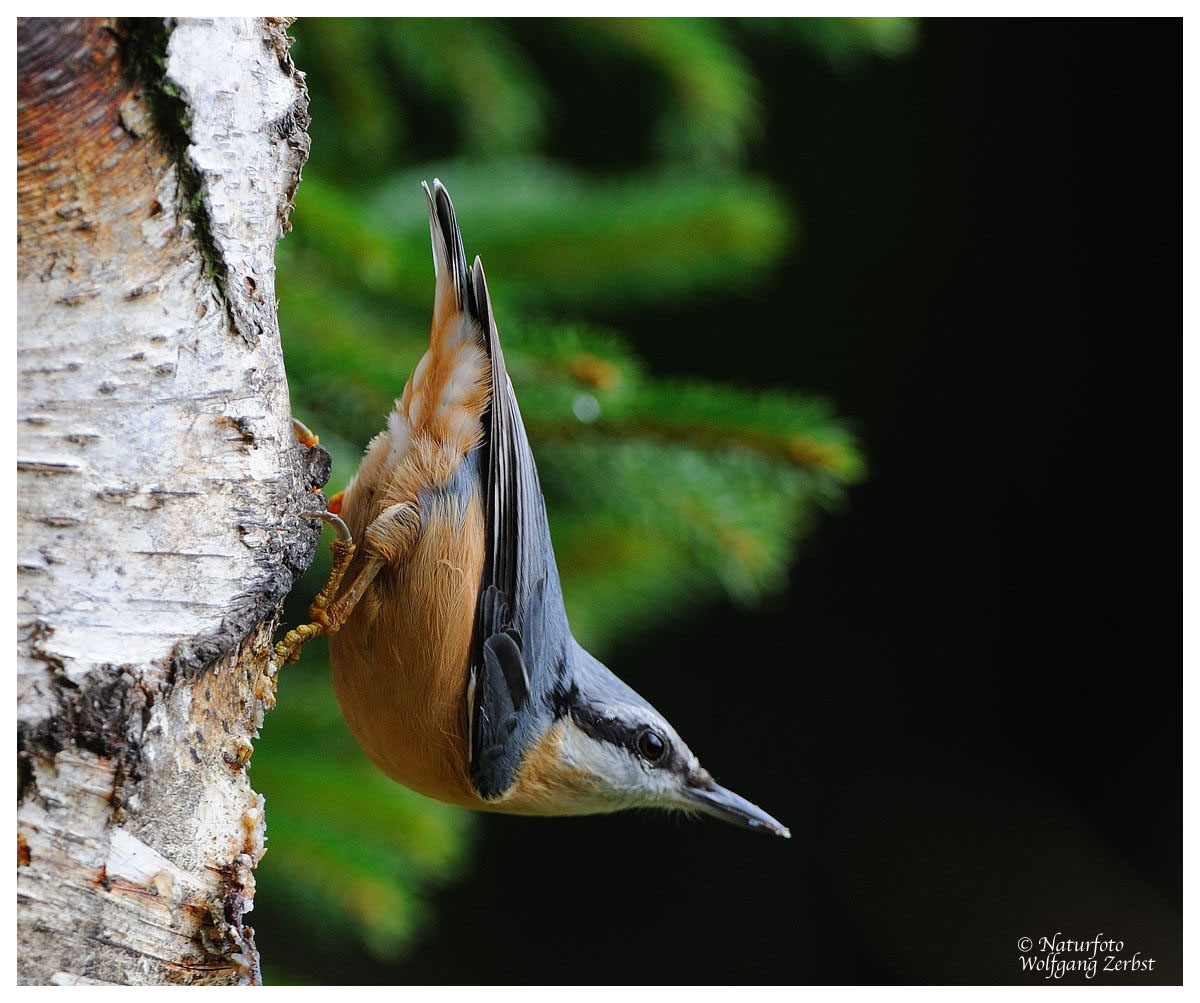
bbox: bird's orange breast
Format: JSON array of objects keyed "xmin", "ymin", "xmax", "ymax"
[
  {"xmin": 328, "ymin": 264, "xmax": 494, "ymax": 808},
  {"xmin": 330, "ymin": 475, "xmax": 487, "ymax": 808}
]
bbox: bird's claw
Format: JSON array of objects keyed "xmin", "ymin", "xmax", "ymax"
[
  {"xmin": 273, "ymin": 511, "xmax": 358, "ymax": 665},
  {"xmin": 292, "ymin": 417, "xmax": 320, "ymax": 448},
  {"xmin": 302, "ymin": 508, "xmax": 351, "ymax": 544}
]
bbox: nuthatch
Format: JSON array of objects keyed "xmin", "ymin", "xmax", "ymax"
[{"xmin": 278, "ymin": 180, "xmax": 789, "ymax": 838}]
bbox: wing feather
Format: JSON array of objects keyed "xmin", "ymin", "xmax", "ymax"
[
  {"xmin": 420, "ymin": 180, "xmax": 570, "ymax": 799},
  {"xmin": 467, "ymin": 259, "xmax": 570, "ymax": 798}
]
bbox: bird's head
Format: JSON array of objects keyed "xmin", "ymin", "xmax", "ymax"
[{"xmin": 510, "ymin": 643, "xmax": 790, "ymax": 838}]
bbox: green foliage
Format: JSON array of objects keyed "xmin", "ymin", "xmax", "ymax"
[
  {"xmin": 290, "ymin": 18, "xmax": 917, "ymax": 180},
  {"xmin": 740, "ymin": 16, "xmax": 919, "ymax": 68},
  {"xmin": 259, "ymin": 16, "xmax": 907, "ymax": 982},
  {"xmin": 254, "ymin": 664, "xmax": 472, "ymax": 962},
  {"xmin": 282, "ymin": 160, "xmax": 791, "ymax": 311},
  {"xmin": 567, "ymin": 18, "xmax": 761, "ymax": 164}
]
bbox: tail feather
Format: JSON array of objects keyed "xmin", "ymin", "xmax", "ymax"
[
  {"xmin": 387, "ymin": 181, "xmax": 492, "ymax": 463},
  {"xmin": 423, "ymin": 178, "xmax": 479, "ymax": 325}
]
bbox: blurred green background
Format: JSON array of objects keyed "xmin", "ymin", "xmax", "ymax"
[
  {"xmin": 255, "ymin": 17, "xmax": 1181, "ymax": 987},
  {"xmin": 257, "ymin": 16, "xmax": 902, "ymax": 984}
]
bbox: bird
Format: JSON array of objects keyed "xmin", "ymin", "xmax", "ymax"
[{"xmin": 276, "ymin": 180, "xmax": 789, "ymax": 838}]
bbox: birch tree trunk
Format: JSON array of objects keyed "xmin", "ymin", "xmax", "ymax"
[{"xmin": 17, "ymin": 17, "xmax": 323, "ymax": 985}]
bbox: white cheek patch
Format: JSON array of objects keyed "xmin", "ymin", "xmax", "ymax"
[{"xmin": 558, "ymin": 718, "xmax": 678, "ymax": 812}]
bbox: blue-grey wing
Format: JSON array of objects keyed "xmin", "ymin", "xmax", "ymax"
[
  {"xmin": 422, "ymin": 180, "xmax": 570, "ymax": 800},
  {"xmin": 467, "ymin": 258, "xmax": 572, "ymax": 798}
]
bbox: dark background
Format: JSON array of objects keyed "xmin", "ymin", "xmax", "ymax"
[{"xmin": 263, "ymin": 18, "xmax": 1181, "ymax": 984}]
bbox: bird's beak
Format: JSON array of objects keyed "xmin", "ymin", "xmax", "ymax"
[{"xmin": 683, "ymin": 774, "xmax": 791, "ymax": 838}]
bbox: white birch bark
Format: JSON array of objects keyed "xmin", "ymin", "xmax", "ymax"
[{"xmin": 17, "ymin": 17, "xmax": 322, "ymax": 985}]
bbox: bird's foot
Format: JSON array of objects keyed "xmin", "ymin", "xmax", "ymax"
[
  {"xmin": 292, "ymin": 417, "xmax": 320, "ymax": 448},
  {"xmin": 273, "ymin": 510, "xmax": 357, "ymax": 666}
]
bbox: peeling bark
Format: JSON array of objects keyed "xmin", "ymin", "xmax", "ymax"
[{"xmin": 17, "ymin": 18, "xmax": 323, "ymax": 984}]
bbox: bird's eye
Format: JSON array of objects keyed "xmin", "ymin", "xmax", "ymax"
[{"xmin": 636, "ymin": 729, "xmax": 667, "ymax": 764}]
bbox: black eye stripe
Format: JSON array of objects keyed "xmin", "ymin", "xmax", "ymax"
[
  {"xmin": 571, "ymin": 705, "xmax": 627, "ymax": 747},
  {"xmin": 571, "ymin": 706, "xmax": 669, "ymax": 764}
]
